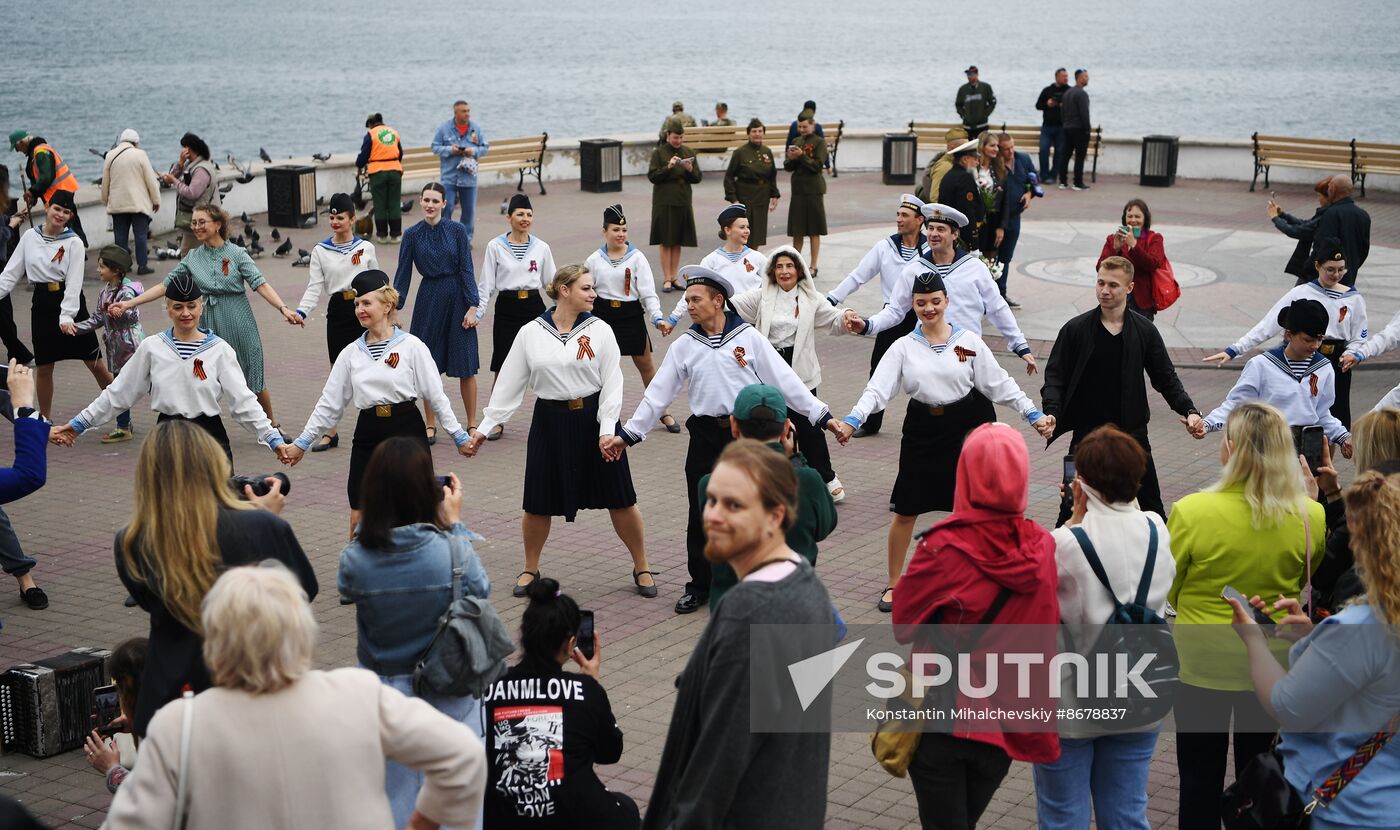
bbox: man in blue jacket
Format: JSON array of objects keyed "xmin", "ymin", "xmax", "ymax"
[
  {"xmin": 430, "ymin": 100, "xmax": 490, "ymax": 244},
  {"xmin": 0, "ymin": 359, "xmax": 50, "ymax": 611},
  {"xmin": 995, "ymin": 133, "xmax": 1040, "ymax": 309}
]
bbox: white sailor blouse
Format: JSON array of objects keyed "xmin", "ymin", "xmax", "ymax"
[
  {"xmin": 0, "ymin": 226, "xmax": 86, "ymax": 325},
  {"xmin": 1225, "ymin": 280, "xmax": 1367, "ymax": 359},
  {"xmin": 478, "ymin": 312, "xmax": 623, "ymax": 439},
  {"xmin": 584, "ymin": 245, "xmax": 663, "ymax": 324},
  {"xmin": 619, "ymin": 313, "xmax": 832, "ymax": 444},
  {"xmin": 296, "ymin": 236, "xmax": 379, "ymax": 317},
  {"xmin": 843, "ymin": 326, "xmax": 1044, "ymax": 427},
  {"xmin": 478, "ymin": 234, "xmax": 555, "ymax": 319},
  {"xmin": 292, "ymin": 328, "xmax": 469, "ymax": 450},
  {"xmin": 862, "ymin": 250, "xmax": 1031, "ymax": 356},
  {"xmin": 70, "ymin": 329, "xmax": 282, "ymax": 446},
  {"xmin": 1204, "ymin": 347, "xmax": 1349, "ymax": 443},
  {"xmin": 1350, "ymin": 308, "xmax": 1399, "ymax": 362},
  {"xmin": 827, "ymin": 232, "xmax": 925, "ymax": 305},
  {"xmin": 667, "ymin": 247, "xmax": 768, "ymax": 325}
]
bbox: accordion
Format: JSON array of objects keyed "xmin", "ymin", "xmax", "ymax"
[{"xmin": 1, "ymin": 647, "xmax": 112, "ymax": 757}]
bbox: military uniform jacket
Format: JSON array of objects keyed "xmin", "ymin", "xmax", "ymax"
[
  {"xmin": 724, "ymin": 143, "xmax": 780, "ymax": 203},
  {"xmin": 648, "ymin": 144, "xmax": 702, "ymax": 206},
  {"xmin": 937, "ymin": 166, "xmax": 985, "ymax": 250},
  {"xmin": 784, "ymin": 135, "xmax": 828, "ymax": 196}
]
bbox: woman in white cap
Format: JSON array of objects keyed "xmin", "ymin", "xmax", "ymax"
[
  {"xmin": 834, "ymin": 270, "xmax": 1055, "ymax": 612},
  {"xmin": 662, "ymin": 204, "xmax": 767, "ymax": 332},
  {"xmin": 477, "ymin": 193, "xmax": 555, "ymax": 441},
  {"xmin": 0, "ymin": 190, "xmax": 114, "ymax": 418},
  {"xmin": 467, "ymin": 264, "xmax": 657, "ymax": 599},
  {"xmin": 282, "ymin": 269, "xmax": 472, "ymax": 535},
  {"xmin": 583, "ymin": 204, "xmax": 679, "ymax": 433},
  {"xmin": 294, "ymin": 193, "xmax": 379, "ymax": 451},
  {"xmin": 730, "ymin": 245, "xmax": 852, "ymax": 501},
  {"xmin": 603, "ymin": 264, "xmax": 845, "ymax": 614},
  {"xmin": 51, "ymin": 273, "xmax": 289, "ymax": 464}
]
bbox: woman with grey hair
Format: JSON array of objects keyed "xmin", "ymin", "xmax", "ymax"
[{"xmin": 103, "ymin": 565, "xmax": 487, "ymax": 830}]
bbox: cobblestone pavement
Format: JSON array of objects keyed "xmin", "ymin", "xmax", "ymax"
[{"xmin": 3, "ymin": 171, "xmax": 1398, "ymax": 828}]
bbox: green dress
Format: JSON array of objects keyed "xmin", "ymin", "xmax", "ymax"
[
  {"xmin": 164, "ymin": 242, "xmax": 268, "ymax": 392},
  {"xmin": 724, "ymin": 142, "xmax": 780, "ymax": 246},
  {"xmin": 784, "ymin": 134, "xmax": 828, "ymax": 237},
  {"xmin": 648, "ymin": 144, "xmax": 702, "ymax": 247}
]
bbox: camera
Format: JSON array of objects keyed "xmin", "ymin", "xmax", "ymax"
[
  {"xmin": 230, "ymin": 472, "xmax": 291, "ymax": 498},
  {"xmin": 1028, "ymin": 171, "xmax": 1046, "ymax": 199}
]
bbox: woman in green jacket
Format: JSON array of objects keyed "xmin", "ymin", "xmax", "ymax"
[
  {"xmin": 648, "ymin": 119, "xmax": 701, "ymax": 293},
  {"xmin": 1166, "ymin": 400, "xmax": 1325, "ymax": 829},
  {"xmin": 783, "ymin": 110, "xmax": 828, "ymax": 276}
]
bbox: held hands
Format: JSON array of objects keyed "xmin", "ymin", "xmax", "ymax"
[
  {"xmin": 464, "ymin": 430, "xmax": 486, "ymax": 456},
  {"xmin": 1182, "ymin": 413, "xmax": 1208, "ymax": 439},
  {"xmin": 107, "ymin": 301, "xmax": 131, "ymax": 317},
  {"xmin": 842, "ymin": 309, "xmax": 866, "ymax": 334},
  {"xmin": 1202, "ymin": 351, "xmax": 1231, "ymax": 366},
  {"xmin": 49, "ymin": 425, "xmax": 77, "ymax": 447},
  {"xmin": 1021, "ymin": 353, "xmax": 1038, "ymax": 375},
  {"xmin": 462, "ymin": 307, "xmax": 479, "ymax": 330},
  {"xmin": 600, "ymin": 435, "xmax": 626, "ymax": 462},
  {"xmin": 279, "ymin": 445, "xmax": 304, "ymax": 467},
  {"xmin": 59, "ymin": 322, "xmax": 78, "ymax": 336},
  {"xmin": 830, "ymin": 420, "xmax": 854, "ymax": 445},
  {"xmin": 657, "ymin": 320, "xmax": 674, "ymax": 337},
  {"xmin": 281, "ymin": 307, "xmax": 305, "ymax": 327},
  {"xmin": 1340, "ymin": 352, "xmax": 1358, "ymax": 372},
  {"xmin": 1032, "ymin": 414, "xmax": 1056, "ymax": 439}
]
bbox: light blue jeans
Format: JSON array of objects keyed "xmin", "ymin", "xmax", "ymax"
[
  {"xmin": 380, "ymin": 673, "xmax": 483, "ymax": 830},
  {"xmin": 444, "ymin": 184, "xmax": 478, "ymax": 244},
  {"xmin": 1032, "ymin": 730, "xmax": 1160, "ymax": 830}
]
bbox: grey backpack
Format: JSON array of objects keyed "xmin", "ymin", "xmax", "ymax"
[{"xmin": 412, "ymin": 533, "xmax": 514, "ymax": 697}]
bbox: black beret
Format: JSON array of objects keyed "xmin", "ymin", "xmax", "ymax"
[
  {"xmin": 507, "ymin": 194, "xmax": 532, "ymax": 214},
  {"xmin": 47, "ymin": 190, "xmax": 75, "ymax": 212},
  {"xmin": 1278, "ymin": 298, "xmax": 1328, "ymax": 338},
  {"xmin": 351, "ymin": 269, "xmax": 391, "ymax": 297}
]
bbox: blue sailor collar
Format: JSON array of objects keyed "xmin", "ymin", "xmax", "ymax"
[
  {"xmin": 1264, "ymin": 344, "xmax": 1327, "ymax": 378},
  {"xmin": 357, "ymin": 326, "xmax": 411, "ymax": 355},
  {"xmin": 910, "ymin": 323, "xmax": 966, "ymax": 348},
  {"xmin": 889, "ymin": 231, "xmax": 926, "ymax": 252},
  {"xmin": 498, "ymin": 232, "xmax": 536, "ymax": 250},
  {"xmin": 160, "ymin": 327, "xmax": 220, "ymax": 358},
  {"xmin": 317, "ymin": 235, "xmax": 364, "ymax": 254},
  {"xmin": 1305, "ymin": 279, "xmax": 1354, "ymax": 297},
  {"xmin": 598, "ymin": 243, "xmax": 638, "ymax": 261},
  {"xmin": 536, "ymin": 308, "xmax": 597, "ymax": 342},
  {"xmin": 36, "ymin": 226, "xmax": 78, "ymax": 243},
  {"xmin": 685, "ymin": 311, "xmax": 750, "ymax": 346}
]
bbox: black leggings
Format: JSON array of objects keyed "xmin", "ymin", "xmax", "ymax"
[
  {"xmin": 1174, "ymin": 683, "xmax": 1277, "ymax": 830},
  {"xmin": 908, "ymin": 733, "xmax": 1011, "ymax": 830}
]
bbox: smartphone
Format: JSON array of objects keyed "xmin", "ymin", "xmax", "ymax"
[
  {"xmin": 576, "ymin": 610, "xmax": 596, "ymax": 660},
  {"xmin": 1221, "ymin": 586, "xmax": 1276, "ymax": 634},
  {"xmin": 1062, "ymin": 455, "xmax": 1076, "ymax": 486},
  {"xmin": 1300, "ymin": 425, "xmax": 1325, "ymax": 475},
  {"xmin": 93, "ymin": 684, "xmax": 121, "ymax": 736},
  {"xmin": 1117, "ymin": 224, "xmax": 1131, "ymax": 235},
  {"xmin": 1270, "ymin": 190, "xmax": 1278, "ymax": 201},
  {"xmin": 435, "ymin": 475, "xmax": 452, "ymax": 491}
]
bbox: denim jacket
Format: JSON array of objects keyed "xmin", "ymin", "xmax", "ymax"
[{"xmin": 338, "ymin": 522, "xmax": 490, "ymax": 676}]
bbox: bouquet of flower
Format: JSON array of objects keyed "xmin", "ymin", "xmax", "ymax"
[{"xmin": 979, "ymin": 254, "xmax": 1004, "ymax": 281}]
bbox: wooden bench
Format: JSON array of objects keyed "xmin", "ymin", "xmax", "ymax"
[
  {"xmin": 908, "ymin": 122, "xmax": 1103, "ymax": 182},
  {"xmin": 1249, "ymin": 134, "xmax": 1354, "ymax": 193},
  {"xmin": 401, "ymin": 133, "xmax": 550, "ymax": 194},
  {"xmin": 1352, "ymin": 141, "xmax": 1400, "ymax": 197},
  {"xmin": 680, "ymin": 120, "xmax": 845, "ymax": 176}
]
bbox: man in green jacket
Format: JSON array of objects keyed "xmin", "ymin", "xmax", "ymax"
[
  {"xmin": 955, "ymin": 65, "xmax": 997, "ymax": 138},
  {"xmin": 702, "ymin": 384, "xmax": 837, "ymax": 610}
]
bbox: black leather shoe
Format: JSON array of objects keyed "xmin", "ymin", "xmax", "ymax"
[
  {"xmin": 21, "ymin": 586, "xmax": 48, "ymax": 610},
  {"xmin": 123, "ymin": 593, "xmax": 139, "ymax": 608},
  {"xmin": 877, "ymin": 588, "xmax": 893, "ymax": 613},
  {"xmin": 136, "ymin": 266, "xmax": 155, "ymax": 276},
  {"xmin": 310, "ymin": 433, "xmax": 339, "ymax": 452},
  {"xmin": 674, "ymin": 592, "xmax": 707, "ymax": 614},
  {"xmin": 853, "ymin": 427, "xmax": 877, "ymax": 438},
  {"xmin": 512, "ymin": 570, "xmax": 540, "ymax": 598},
  {"xmin": 632, "ymin": 570, "xmax": 659, "ymax": 599}
]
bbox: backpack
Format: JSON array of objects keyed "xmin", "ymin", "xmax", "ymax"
[
  {"xmin": 1067, "ymin": 519, "xmax": 1179, "ymax": 729},
  {"xmin": 412, "ymin": 532, "xmax": 515, "ymax": 698}
]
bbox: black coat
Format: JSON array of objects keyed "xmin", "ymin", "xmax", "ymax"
[
  {"xmin": 1040, "ymin": 307, "xmax": 1196, "ymax": 443},
  {"xmin": 116, "ymin": 506, "xmax": 318, "ymax": 736},
  {"xmin": 1311, "ymin": 197, "xmax": 1370, "ymax": 287},
  {"xmin": 937, "ymin": 165, "xmax": 985, "ymax": 251},
  {"xmin": 1273, "ymin": 207, "xmax": 1326, "ymax": 282}
]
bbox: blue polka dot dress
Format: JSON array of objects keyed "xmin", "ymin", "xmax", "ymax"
[{"xmin": 393, "ymin": 218, "xmax": 479, "ymax": 378}]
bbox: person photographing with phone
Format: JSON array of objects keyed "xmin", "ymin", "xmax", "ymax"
[
  {"xmin": 482, "ymin": 577, "xmax": 639, "ymax": 830},
  {"xmin": 337, "ymin": 437, "xmax": 492, "ymax": 829},
  {"xmin": 82, "ymin": 637, "xmax": 148, "ymax": 793},
  {"xmin": 1095, "ymin": 199, "xmax": 1171, "ymax": 319}
]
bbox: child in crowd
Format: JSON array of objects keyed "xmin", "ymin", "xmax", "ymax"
[
  {"xmin": 70, "ymin": 245, "xmax": 145, "ymax": 442},
  {"xmin": 82, "ymin": 638, "xmax": 149, "ymax": 793}
]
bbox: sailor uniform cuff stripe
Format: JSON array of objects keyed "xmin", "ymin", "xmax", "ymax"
[
  {"xmin": 859, "ymin": 318, "xmax": 873, "ymax": 336},
  {"xmin": 294, "ymin": 435, "xmax": 314, "ymax": 451},
  {"xmin": 816, "ymin": 410, "xmax": 832, "ymax": 428},
  {"xmin": 1014, "ymin": 345, "xmax": 1032, "ymax": 357},
  {"xmin": 620, "ymin": 427, "xmax": 643, "ymax": 446},
  {"xmin": 451, "ymin": 429, "xmax": 470, "ymax": 446},
  {"xmin": 842, "ymin": 415, "xmax": 862, "ymax": 428},
  {"xmin": 70, "ymin": 418, "xmax": 88, "ymax": 434},
  {"xmin": 1027, "ymin": 409, "xmax": 1044, "ymax": 423},
  {"xmin": 1225, "ymin": 346, "xmax": 1239, "ymax": 358},
  {"xmin": 268, "ymin": 435, "xmax": 285, "ymax": 449}
]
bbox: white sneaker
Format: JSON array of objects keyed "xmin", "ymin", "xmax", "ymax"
[{"xmin": 827, "ymin": 476, "xmax": 846, "ymax": 504}]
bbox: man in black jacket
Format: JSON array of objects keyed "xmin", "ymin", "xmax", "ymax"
[
  {"xmin": 1268, "ymin": 187, "xmax": 1328, "ymax": 282},
  {"xmin": 1309, "ymin": 176, "xmax": 1369, "ymax": 287},
  {"xmin": 1041, "ymin": 256, "xmax": 1202, "ymax": 524},
  {"xmin": 1035, "ymin": 68, "xmax": 1069, "ymax": 188}
]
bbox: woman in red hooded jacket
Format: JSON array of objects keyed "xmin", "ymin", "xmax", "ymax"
[
  {"xmin": 892, "ymin": 422, "xmax": 1061, "ymax": 830},
  {"xmin": 1097, "ymin": 198, "xmax": 1168, "ymax": 319}
]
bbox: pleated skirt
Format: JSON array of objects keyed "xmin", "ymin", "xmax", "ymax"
[
  {"xmin": 523, "ymin": 393, "xmax": 636, "ymax": 521},
  {"xmin": 890, "ymin": 391, "xmax": 995, "ymax": 516}
]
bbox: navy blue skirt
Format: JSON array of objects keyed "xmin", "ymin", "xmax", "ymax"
[{"xmin": 523, "ymin": 393, "xmax": 636, "ymax": 520}]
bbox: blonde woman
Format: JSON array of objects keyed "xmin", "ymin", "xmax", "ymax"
[
  {"xmin": 1167, "ymin": 400, "xmax": 1325, "ymax": 829},
  {"xmin": 104, "ymin": 566, "xmax": 485, "ymax": 830},
  {"xmin": 283, "ymin": 270, "xmax": 472, "ymax": 533},
  {"xmin": 467, "ymin": 264, "xmax": 655, "ymax": 598},
  {"xmin": 729, "ymin": 245, "xmax": 850, "ymax": 499},
  {"xmin": 1226, "ymin": 471, "xmax": 1400, "ymax": 830},
  {"xmin": 112, "ymin": 419, "xmax": 316, "ymax": 737},
  {"xmin": 974, "ymin": 131, "xmax": 1008, "ymax": 262},
  {"xmin": 110, "ymin": 203, "xmax": 304, "ymax": 431}
]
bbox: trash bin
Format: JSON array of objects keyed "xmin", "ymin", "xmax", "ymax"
[
  {"xmin": 266, "ymin": 165, "xmax": 317, "ymax": 227},
  {"xmin": 580, "ymin": 139, "xmax": 623, "ymax": 193},
  {"xmin": 1140, "ymin": 135, "xmax": 1179, "ymax": 187},
  {"xmin": 883, "ymin": 133, "xmax": 917, "ymax": 185}
]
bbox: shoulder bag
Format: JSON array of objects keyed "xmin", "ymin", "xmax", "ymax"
[{"xmin": 411, "ymin": 531, "xmax": 514, "ymax": 698}]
